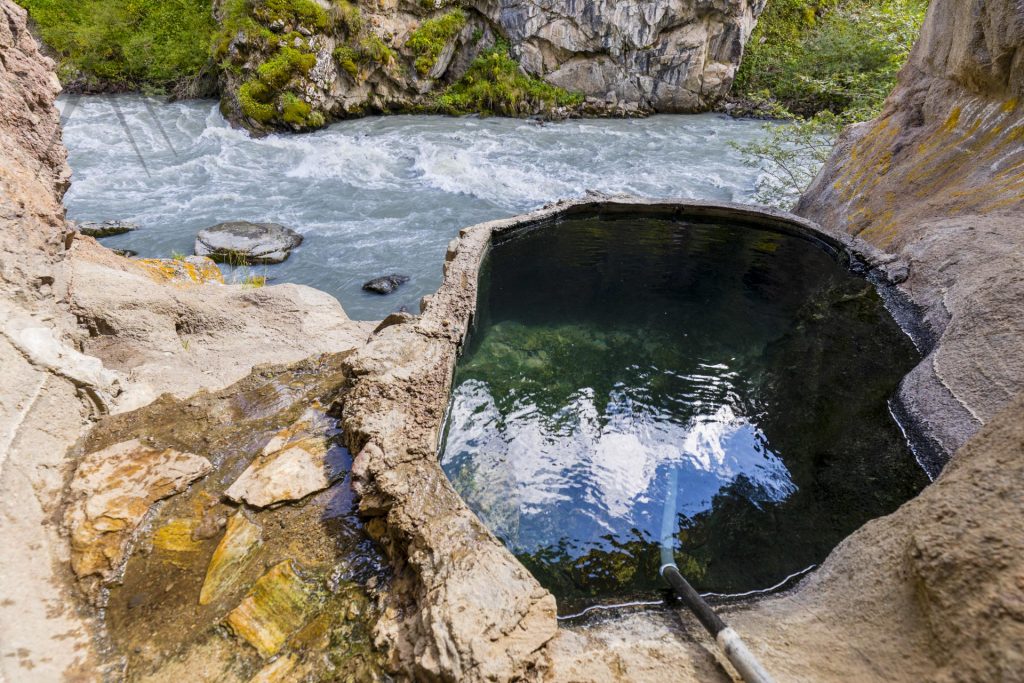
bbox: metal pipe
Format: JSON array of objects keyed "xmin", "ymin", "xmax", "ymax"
[{"xmin": 659, "ymin": 466, "xmax": 776, "ymax": 683}]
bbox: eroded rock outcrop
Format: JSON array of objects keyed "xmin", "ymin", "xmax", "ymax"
[
  {"xmin": 796, "ymin": 0, "xmax": 1024, "ymax": 455},
  {"xmin": 215, "ymin": 0, "xmax": 765, "ymax": 132}
]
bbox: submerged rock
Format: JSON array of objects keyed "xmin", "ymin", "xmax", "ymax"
[
  {"xmin": 194, "ymin": 221, "xmax": 303, "ymax": 265},
  {"xmin": 225, "ymin": 561, "xmax": 318, "ymax": 658},
  {"xmin": 74, "ymin": 220, "xmax": 139, "ymax": 238},
  {"xmin": 64, "ymin": 439, "xmax": 212, "ymax": 594},
  {"xmin": 362, "ymin": 274, "xmax": 409, "ymax": 295},
  {"xmin": 224, "ymin": 411, "xmax": 345, "ymax": 508},
  {"xmin": 199, "ymin": 512, "xmax": 263, "ymax": 606}
]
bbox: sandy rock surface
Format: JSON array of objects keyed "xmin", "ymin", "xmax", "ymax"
[{"xmin": 64, "ymin": 439, "xmax": 212, "ymax": 596}]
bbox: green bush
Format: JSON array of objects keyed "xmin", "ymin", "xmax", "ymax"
[
  {"xmin": 406, "ymin": 8, "xmax": 466, "ymax": 76},
  {"xmin": 254, "ymin": 0, "xmax": 329, "ymax": 31},
  {"xmin": 17, "ymin": 0, "xmax": 215, "ymax": 90},
  {"xmin": 436, "ymin": 41, "xmax": 582, "ymax": 116}
]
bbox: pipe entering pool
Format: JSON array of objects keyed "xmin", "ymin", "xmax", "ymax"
[{"xmin": 661, "ymin": 465, "xmax": 775, "ymax": 683}]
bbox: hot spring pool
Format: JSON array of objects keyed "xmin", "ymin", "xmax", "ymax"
[{"xmin": 439, "ymin": 214, "xmax": 928, "ymax": 614}]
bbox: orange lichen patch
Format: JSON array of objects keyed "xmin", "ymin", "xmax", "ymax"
[
  {"xmin": 225, "ymin": 561, "xmax": 320, "ymax": 658},
  {"xmin": 1002, "ymin": 97, "xmax": 1019, "ymax": 113},
  {"xmin": 136, "ymin": 256, "xmax": 225, "ymax": 286}
]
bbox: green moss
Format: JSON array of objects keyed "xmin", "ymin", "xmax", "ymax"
[
  {"xmin": 257, "ymin": 46, "xmax": 316, "ymax": 87},
  {"xmin": 334, "ymin": 33, "xmax": 395, "ymax": 79},
  {"xmin": 436, "ymin": 41, "xmax": 582, "ymax": 116},
  {"xmin": 279, "ymin": 92, "xmax": 323, "ymax": 127},
  {"xmin": 406, "ymin": 8, "xmax": 466, "ymax": 76},
  {"xmin": 254, "ymin": 0, "xmax": 329, "ymax": 30},
  {"xmin": 333, "ymin": 46, "xmax": 359, "ymax": 77},
  {"xmin": 16, "ymin": 0, "xmax": 216, "ymax": 91},
  {"xmin": 238, "ymin": 80, "xmax": 275, "ymax": 122},
  {"xmin": 330, "ymin": 0, "xmax": 362, "ymax": 32}
]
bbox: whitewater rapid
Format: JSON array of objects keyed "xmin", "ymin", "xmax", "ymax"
[{"xmin": 59, "ymin": 95, "xmax": 774, "ymax": 319}]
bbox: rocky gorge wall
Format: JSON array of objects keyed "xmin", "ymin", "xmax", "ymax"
[{"xmin": 215, "ymin": 0, "xmax": 765, "ymax": 131}]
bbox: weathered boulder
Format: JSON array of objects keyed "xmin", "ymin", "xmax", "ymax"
[
  {"xmin": 224, "ymin": 561, "xmax": 319, "ymax": 658},
  {"xmin": 194, "ymin": 221, "xmax": 303, "ymax": 264},
  {"xmin": 199, "ymin": 512, "xmax": 263, "ymax": 606},
  {"xmin": 74, "ymin": 220, "xmax": 138, "ymax": 238},
  {"xmin": 64, "ymin": 439, "xmax": 212, "ymax": 596},
  {"xmin": 224, "ymin": 410, "xmax": 345, "ymax": 508},
  {"xmin": 795, "ymin": 0, "xmax": 1024, "ymax": 454},
  {"xmin": 362, "ymin": 273, "xmax": 409, "ymax": 295}
]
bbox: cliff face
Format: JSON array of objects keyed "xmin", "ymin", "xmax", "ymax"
[
  {"xmin": 484, "ymin": 0, "xmax": 766, "ymax": 110},
  {"xmin": 796, "ymin": 0, "xmax": 1024, "ymax": 455},
  {"xmin": 216, "ymin": 0, "xmax": 765, "ymax": 131}
]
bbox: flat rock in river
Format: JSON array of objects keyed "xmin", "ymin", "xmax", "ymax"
[
  {"xmin": 75, "ymin": 220, "xmax": 139, "ymax": 237},
  {"xmin": 194, "ymin": 221, "xmax": 303, "ymax": 264}
]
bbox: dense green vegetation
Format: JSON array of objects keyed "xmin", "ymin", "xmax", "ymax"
[
  {"xmin": 406, "ymin": 8, "xmax": 467, "ymax": 77},
  {"xmin": 735, "ymin": 0, "xmax": 927, "ymax": 120},
  {"xmin": 436, "ymin": 41, "xmax": 582, "ymax": 116},
  {"xmin": 16, "ymin": 0, "xmax": 215, "ymax": 91},
  {"xmin": 733, "ymin": 0, "xmax": 928, "ymax": 207}
]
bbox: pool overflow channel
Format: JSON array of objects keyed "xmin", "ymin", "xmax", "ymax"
[{"xmin": 439, "ymin": 208, "xmax": 929, "ymax": 680}]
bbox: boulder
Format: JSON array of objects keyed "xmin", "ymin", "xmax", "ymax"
[
  {"xmin": 224, "ymin": 410, "xmax": 346, "ymax": 508},
  {"xmin": 199, "ymin": 512, "xmax": 263, "ymax": 605},
  {"xmin": 194, "ymin": 221, "xmax": 303, "ymax": 265},
  {"xmin": 224, "ymin": 561, "xmax": 319, "ymax": 658},
  {"xmin": 64, "ymin": 439, "xmax": 212, "ymax": 595},
  {"xmin": 362, "ymin": 274, "xmax": 409, "ymax": 295}
]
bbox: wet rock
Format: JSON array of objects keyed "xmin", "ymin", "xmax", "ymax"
[
  {"xmin": 362, "ymin": 274, "xmax": 409, "ymax": 295},
  {"xmin": 248, "ymin": 654, "xmax": 298, "ymax": 682},
  {"xmin": 136, "ymin": 256, "xmax": 225, "ymax": 285},
  {"xmin": 225, "ymin": 561, "xmax": 318, "ymax": 658},
  {"xmin": 194, "ymin": 221, "xmax": 303, "ymax": 265},
  {"xmin": 199, "ymin": 512, "xmax": 263, "ymax": 606},
  {"xmin": 152, "ymin": 519, "xmax": 203, "ymax": 554},
  {"xmin": 225, "ymin": 411, "xmax": 345, "ymax": 508},
  {"xmin": 74, "ymin": 220, "xmax": 139, "ymax": 238},
  {"xmin": 64, "ymin": 439, "xmax": 212, "ymax": 593},
  {"xmin": 112, "ymin": 248, "xmax": 138, "ymax": 258}
]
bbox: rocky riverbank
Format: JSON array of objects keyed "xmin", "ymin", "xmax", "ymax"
[{"xmin": 1, "ymin": 0, "xmax": 1022, "ymax": 680}]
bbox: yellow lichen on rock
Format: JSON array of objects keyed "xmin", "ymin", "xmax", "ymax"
[
  {"xmin": 136, "ymin": 256, "xmax": 225, "ymax": 285},
  {"xmin": 199, "ymin": 512, "xmax": 263, "ymax": 606},
  {"xmin": 225, "ymin": 561, "xmax": 319, "ymax": 658},
  {"xmin": 152, "ymin": 519, "xmax": 203, "ymax": 554}
]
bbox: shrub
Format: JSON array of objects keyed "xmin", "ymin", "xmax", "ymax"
[
  {"xmin": 406, "ymin": 8, "xmax": 466, "ymax": 76},
  {"xmin": 734, "ymin": 0, "xmax": 926, "ymax": 119},
  {"xmin": 436, "ymin": 41, "xmax": 582, "ymax": 116}
]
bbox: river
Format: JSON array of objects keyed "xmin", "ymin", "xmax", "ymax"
[{"xmin": 59, "ymin": 95, "xmax": 775, "ymax": 320}]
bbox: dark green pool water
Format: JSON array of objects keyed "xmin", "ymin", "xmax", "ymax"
[{"xmin": 439, "ymin": 215, "xmax": 927, "ymax": 613}]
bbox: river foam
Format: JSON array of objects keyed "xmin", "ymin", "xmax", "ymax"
[{"xmin": 60, "ymin": 95, "xmax": 774, "ymax": 319}]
